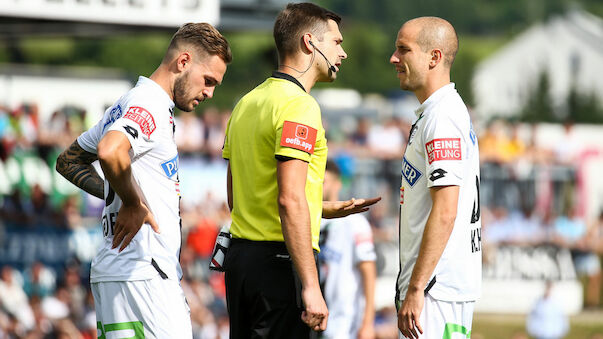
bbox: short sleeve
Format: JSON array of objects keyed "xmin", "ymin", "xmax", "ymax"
[
  {"xmin": 77, "ymin": 118, "xmax": 104, "ymax": 154},
  {"xmin": 222, "ymin": 116, "xmax": 232, "ymax": 160},
  {"xmin": 352, "ymin": 215, "xmax": 377, "ymax": 264},
  {"xmin": 422, "ymin": 114, "xmax": 466, "ymax": 187},
  {"xmin": 274, "ymin": 97, "xmax": 322, "ymax": 162},
  {"xmin": 107, "ymin": 104, "xmax": 157, "ymax": 157}
]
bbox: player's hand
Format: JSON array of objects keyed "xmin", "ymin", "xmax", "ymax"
[
  {"xmin": 397, "ymin": 289, "xmax": 424, "ymax": 339},
  {"xmin": 301, "ymin": 286, "xmax": 329, "ymax": 331},
  {"xmin": 322, "ymin": 197, "xmax": 381, "ymax": 219},
  {"xmin": 112, "ymin": 201, "xmax": 160, "ymax": 252},
  {"xmin": 357, "ymin": 322, "xmax": 376, "ymax": 339}
]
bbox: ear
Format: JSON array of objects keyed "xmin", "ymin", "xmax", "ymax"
[
  {"xmin": 176, "ymin": 52, "xmax": 192, "ymax": 72},
  {"xmin": 429, "ymin": 49, "xmax": 443, "ymax": 68},
  {"xmin": 302, "ymin": 33, "xmax": 314, "ymax": 54}
]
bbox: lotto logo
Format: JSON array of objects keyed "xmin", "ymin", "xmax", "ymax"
[
  {"xmin": 124, "ymin": 106, "xmax": 156, "ymax": 137},
  {"xmin": 401, "ymin": 156, "xmax": 422, "ymax": 187},
  {"xmin": 280, "ymin": 121, "xmax": 317, "ymax": 154},
  {"xmin": 425, "ymin": 138, "xmax": 461, "ymax": 164}
]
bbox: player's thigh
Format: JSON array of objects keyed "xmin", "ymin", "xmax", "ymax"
[
  {"xmin": 92, "ymin": 278, "xmax": 191, "ymax": 339},
  {"xmin": 398, "ymin": 295, "xmax": 474, "ymax": 339}
]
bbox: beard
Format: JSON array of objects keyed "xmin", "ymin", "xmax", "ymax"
[{"xmin": 173, "ymin": 72, "xmax": 194, "ymax": 112}]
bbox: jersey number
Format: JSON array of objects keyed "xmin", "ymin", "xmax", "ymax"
[
  {"xmin": 105, "ymin": 185, "xmax": 115, "ymax": 207},
  {"xmin": 470, "ymin": 176, "xmax": 480, "ymax": 224}
]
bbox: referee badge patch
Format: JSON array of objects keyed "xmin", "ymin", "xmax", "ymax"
[{"xmin": 280, "ymin": 121, "xmax": 317, "ymax": 154}]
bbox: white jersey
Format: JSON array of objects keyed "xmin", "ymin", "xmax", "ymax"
[
  {"xmin": 319, "ymin": 214, "xmax": 376, "ymax": 338},
  {"xmin": 396, "ymin": 83, "xmax": 481, "ymax": 302},
  {"xmin": 78, "ymin": 76, "xmax": 182, "ymax": 283}
]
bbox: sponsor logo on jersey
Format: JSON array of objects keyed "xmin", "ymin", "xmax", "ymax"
[
  {"xmin": 407, "ymin": 113, "xmax": 424, "ymax": 145},
  {"xmin": 124, "ymin": 106, "xmax": 156, "ymax": 137},
  {"xmin": 429, "ymin": 168, "xmax": 447, "ymax": 182},
  {"xmin": 161, "ymin": 154, "xmax": 179, "ymax": 178},
  {"xmin": 469, "ymin": 123, "xmax": 477, "ymax": 145},
  {"xmin": 401, "ymin": 156, "xmax": 422, "ymax": 187},
  {"xmin": 102, "ymin": 104, "xmax": 123, "ymax": 132},
  {"xmin": 354, "ymin": 232, "xmax": 373, "ymax": 245},
  {"xmin": 280, "ymin": 121, "xmax": 317, "ymax": 154},
  {"xmin": 425, "ymin": 138, "xmax": 461, "ymax": 164}
]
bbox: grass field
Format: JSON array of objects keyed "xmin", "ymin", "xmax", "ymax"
[{"xmin": 472, "ymin": 311, "xmax": 603, "ymax": 339}]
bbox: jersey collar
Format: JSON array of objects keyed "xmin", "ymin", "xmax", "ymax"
[
  {"xmin": 135, "ymin": 76, "xmax": 176, "ymax": 112},
  {"xmin": 271, "ymin": 71, "xmax": 306, "ymax": 92},
  {"xmin": 414, "ymin": 82, "xmax": 456, "ymax": 117}
]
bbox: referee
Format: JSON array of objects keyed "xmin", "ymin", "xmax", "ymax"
[{"xmin": 222, "ymin": 3, "xmax": 378, "ymax": 338}]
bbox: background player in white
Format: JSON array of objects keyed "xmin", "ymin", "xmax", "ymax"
[
  {"xmin": 390, "ymin": 17, "xmax": 481, "ymax": 339},
  {"xmin": 319, "ymin": 160, "xmax": 377, "ymax": 339},
  {"xmin": 56, "ymin": 23, "xmax": 231, "ymax": 338}
]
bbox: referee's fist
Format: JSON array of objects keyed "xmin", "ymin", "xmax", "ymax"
[{"xmin": 301, "ymin": 286, "xmax": 329, "ymax": 331}]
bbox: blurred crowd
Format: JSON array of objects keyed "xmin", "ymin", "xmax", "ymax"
[{"xmin": 0, "ymin": 101, "xmax": 603, "ymax": 338}]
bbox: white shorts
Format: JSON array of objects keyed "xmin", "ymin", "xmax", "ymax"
[
  {"xmin": 399, "ymin": 293, "xmax": 474, "ymax": 339},
  {"xmin": 92, "ymin": 277, "xmax": 192, "ymax": 339}
]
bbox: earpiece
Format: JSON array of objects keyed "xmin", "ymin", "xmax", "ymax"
[{"xmin": 308, "ymin": 41, "xmax": 337, "ymax": 73}]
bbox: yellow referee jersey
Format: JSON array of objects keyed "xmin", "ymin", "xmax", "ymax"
[{"xmin": 222, "ymin": 72, "xmax": 327, "ymax": 251}]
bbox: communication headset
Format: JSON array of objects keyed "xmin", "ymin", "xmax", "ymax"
[{"xmin": 309, "ymin": 40, "xmax": 337, "ymax": 73}]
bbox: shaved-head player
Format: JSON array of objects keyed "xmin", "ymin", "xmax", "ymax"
[{"xmin": 391, "ymin": 17, "xmax": 481, "ymax": 339}]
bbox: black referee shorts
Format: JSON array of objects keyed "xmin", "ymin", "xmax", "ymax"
[{"xmin": 224, "ymin": 238, "xmax": 319, "ymax": 339}]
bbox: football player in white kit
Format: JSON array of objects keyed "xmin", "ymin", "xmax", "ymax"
[
  {"xmin": 390, "ymin": 17, "xmax": 481, "ymax": 339},
  {"xmin": 56, "ymin": 23, "xmax": 231, "ymax": 338},
  {"xmin": 319, "ymin": 160, "xmax": 377, "ymax": 339}
]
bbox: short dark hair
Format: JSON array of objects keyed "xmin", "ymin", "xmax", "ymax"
[
  {"xmin": 165, "ymin": 23, "xmax": 232, "ymax": 64},
  {"xmin": 273, "ymin": 3, "xmax": 341, "ymax": 61},
  {"xmin": 325, "ymin": 159, "xmax": 341, "ymax": 177}
]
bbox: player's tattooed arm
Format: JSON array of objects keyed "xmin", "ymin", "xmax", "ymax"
[{"xmin": 56, "ymin": 140, "xmax": 104, "ymax": 199}]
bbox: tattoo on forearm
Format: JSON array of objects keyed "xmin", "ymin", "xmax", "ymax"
[{"xmin": 56, "ymin": 141, "xmax": 104, "ymax": 199}]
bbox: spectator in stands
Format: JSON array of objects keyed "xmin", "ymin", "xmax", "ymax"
[
  {"xmin": 37, "ymin": 110, "xmax": 72, "ymax": 159},
  {"xmin": 29, "ymin": 184, "xmax": 59, "ymax": 227},
  {"xmin": 22, "ymin": 261, "xmax": 56, "ymax": 299},
  {"xmin": 62, "ymin": 265, "xmax": 86, "ymax": 325},
  {"xmin": 0, "ymin": 189, "xmax": 30, "ymax": 225},
  {"xmin": 479, "ymin": 119, "xmax": 509, "ymax": 164},
  {"xmin": 367, "ymin": 117, "xmax": 404, "ymax": 160},
  {"xmin": 553, "ymin": 120, "xmax": 580, "ymax": 165},
  {"xmin": 175, "ymin": 110, "xmax": 205, "ymax": 155},
  {"xmin": 0, "ymin": 265, "xmax": 35, "ymax": 332},
  {"xmin": 201, "ymin": 107, "xmax": 226, "ymax": 160},
  {"xmin": 0, "ymin": 104, "xmax": 14, "ymax": 161},
  {"xmin": 526, "ymin": 281, "xmax": 568, "ymax": 339},
  {"xmin": 351, "ymin": 117, "xmax": 371, "ymax": 147},
  {"xmin": 552, "ymin": 206, "xmax": 601, "ymax": 308},
  {"xmin": 10, "ymin": 103, "xmax": 39, "ymax": 152}
]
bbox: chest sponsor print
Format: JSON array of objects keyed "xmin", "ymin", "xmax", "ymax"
[
  {"xmin": 161, "ymin": 155, "xmax": 179, "ymax": 178},
  {"xmin": 124, "ymin": 106, "xmax": 156, "ymax": 137},
  {"xmin": 280, "ymin": 120, "xmax": 317, "ymax": 154},
  {"xmin": 425, "ymin": 138, "xmax": 461, "ymax": 164},
  {"xmin": 401, "ymin": 156, "xmax": 422, "ymax": 187}
]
